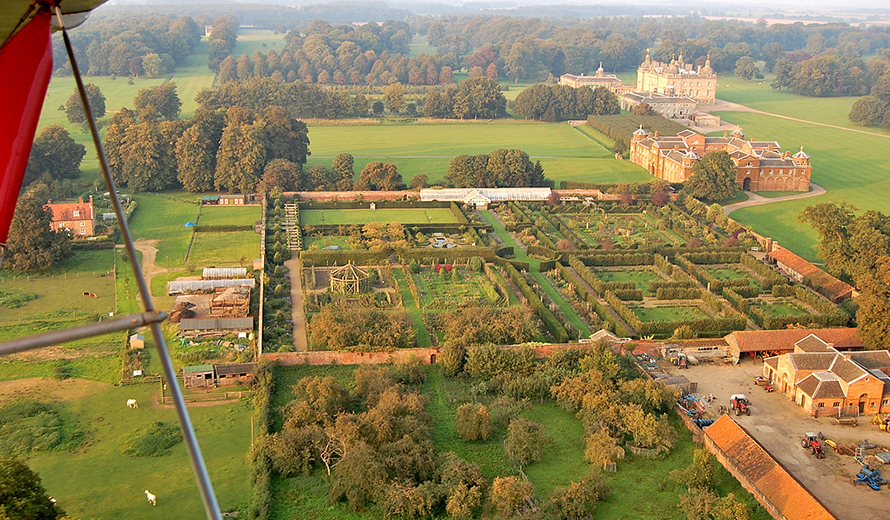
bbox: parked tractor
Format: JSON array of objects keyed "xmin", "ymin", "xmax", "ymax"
[
  {"xmin": 872, "ymin": 414, "xmax": 890, "ymax": 432},
  {"xmin": 729, "ymin": 394, "xmax": 751, "ymax": 416},
  {"xmin": 671, "ymin": 353, "xmax": 688, "ymax": 369},
  {"xmin": 801, "ymin": 432, "xmax": 825, "ymax": 458}
]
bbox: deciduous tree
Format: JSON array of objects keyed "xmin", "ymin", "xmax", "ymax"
[
  {"xmin": 505, "ymin": 417, "xmax": 548, "ymax": 469},
  {"xmin": 455, "ymin": 403, "xmax": 492, "ymax": 441},
  {"xmin": 134, "ymin": 83, "xmax": 182, "ymax": 121},
  {"xmin": 0, "ymin": 457, "xmax": 65, "ymax": 519},
  {"xmin": 5, "ymin": 184, "xmax": 71, "ymax": 272},
  {"xmin": 65, "ymin": 83, "xmax": 105, "ymax": 124},
  {"xmin": 25, "ymin": 126, "xmax": 86, "ymax": 185},
  {"xmin": 686, "ymin": 151, "xmax": 738, "ymax": 202}
]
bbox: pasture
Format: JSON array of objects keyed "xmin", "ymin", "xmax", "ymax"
[
  {"xmin": 304, "ymin": 120, "xmax": 652, "ymax": 185},
  {"xmin": 11, "ymin": 379, "xmax": 251, "ymax": 520},
  {"xmin": 129, "ymin": 193, "xmax": 200, "ymax": 263},
  {"xmin": 300, "ymin": 208, "xmax": 458, "ymax": 225}
]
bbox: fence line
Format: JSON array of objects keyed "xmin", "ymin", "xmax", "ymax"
[{"xmin": 161, "ymin": 390, "xmax": 252, "ymax": 404}]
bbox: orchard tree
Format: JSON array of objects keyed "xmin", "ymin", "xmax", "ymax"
[
  {"xmin": 0, "ymin": 458, "xmax": 65, "ymax": 519},
  {"xmin": 686, "ymin": 151, "xmax": 738, "ymax": 202},
  {"xmin": 65, "ymin": 83, "xmax": 105, "ymax": 124},
  {"xmin": 454, "ymin": 403, "xmax": 492, "ymax": 441},
  {"xmin": 505, "ymin": 417, "xmax": 548, "ymax": 470},
  {"xmin": 5, "ymin": 184, "xmax": 71, "ymax": 272},
  {"xmin": 25, "ymin": 125, "xmax": 86, "ymax": 185},
  {"xmin": 548, "ymin": 472, "xmax": 611, "ymax": 519},
  {"xmin": 491, "ymin": 476, "xmax": 536, "ymax": 519}
]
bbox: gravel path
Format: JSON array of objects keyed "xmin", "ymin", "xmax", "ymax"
[{"xmin": 722, "ymin": 183, "xmax": 827, "ymax": 216}]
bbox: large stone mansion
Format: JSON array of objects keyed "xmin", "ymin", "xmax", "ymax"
[
  {"xmin": 636, "ymin": 50, "xmax": 716, "ymax": 104},
  {"xmin": 629, "ymin": 127, "xmax": 812, "ymax": 192}
]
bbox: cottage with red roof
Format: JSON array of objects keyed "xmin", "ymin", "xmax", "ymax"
[
  {"xmin": 762, "ymin": 334, "xmax": 890, "ymax": 417},
  {"xmin": 45, "ymin": 196, "xmax": 95, "ymax": 237}
]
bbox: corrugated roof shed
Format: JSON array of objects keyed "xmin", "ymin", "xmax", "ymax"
[
  {"xmin": 704, "ymin": 415, "xmax": 838, "ymax": 520},
  {"xmin": 179, "ymin": 318, "xmax": 253, "ymax": 331},
  {"xmin": 215, "ymin": 363, "xmax": 256, "ymax": 376}
]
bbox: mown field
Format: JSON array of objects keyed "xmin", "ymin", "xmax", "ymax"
[
  {"xmin": 714, "ymin": 76, "xmax": 890, "ymax": 262},
  {"xmin": 304, "ymin": 120, "xmax": 653, "ymax": 186},
  {"xmin": 230, "ymin": 29, "xmax": 285, "ymax": 58}
]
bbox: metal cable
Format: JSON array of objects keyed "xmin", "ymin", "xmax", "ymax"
[{"xmin": 53, "ymin": 6, "xmax": 223, "ymax": 519}]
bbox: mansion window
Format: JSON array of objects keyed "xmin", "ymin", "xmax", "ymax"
[
  {"xmin": 80, "ymin": 221, "xmax": 85, "ymax": 227},
  {"xmin": 79, "ymin": 229, "xmax": 85, "ymax": 235},
  {"xmin": 883, "ymin": 400, "xmax": 889, "ymax": 406},
  {"xmin": 73, "ymin": 210, "xmax": 79, "ymax": 217},
  {"xmin": 833, "ymin": 402, "xmax": 840, "ymax": 407},
  {"xmin": 818, "ymin": 402, "xmax": 825, "ymax": 408},
  {"xmin": 769, "ymin": 170, "xmax": 774, "ymax": 175}
]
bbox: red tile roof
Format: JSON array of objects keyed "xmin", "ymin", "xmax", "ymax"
[
  {"xmin": 704, "ymin": 415, "xmax": 838, "ymax": 520},
  {"xmin": 725, "ymin": 328, "xmax": 862, "ymax": 353},
  {"xmin": 45, "ymin": 198, "xmax": 93, "ymax": 222},
  {"xmin": 769, "ymin": 247, "xmax": 853, "ymax": 302}
]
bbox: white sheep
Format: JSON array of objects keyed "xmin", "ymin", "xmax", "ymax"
[
  {"xmin": 127, "ymin": 399, "xmax": 138, "ymax": 409},
  {"xmin": 144, "ymin": 490, "xmax": 156, "ymax": 506}
]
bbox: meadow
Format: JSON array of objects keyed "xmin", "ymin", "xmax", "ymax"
[
  {"xmin": 714, "ymin": 76, "xmax": 890, "ymax": 262},
  {"xmin": 198, "ymin": 205, "xmax": 263, "ymax": 227},
  {"xmin": 301, "ymin": 208, "xmax": 458, "ymax": 225},
  {"xmin": 230, "ymin": 29, "xmax": 285, "ymax": 57},
  {"xmin": 186, "ymin": 231, "xmax": 261, "ymax": 266},
  {"xmin": 15, "ymin": 380, "xmax": 251, "ymax": 520},
  {"xmin": 304, "ymin": 120, "xmax": 653, "ymax": 185}
]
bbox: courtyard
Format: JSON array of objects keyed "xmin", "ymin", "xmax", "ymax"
[{"xmin": 660, "ymin": 360, "xmax": 890, "ymax": 520}]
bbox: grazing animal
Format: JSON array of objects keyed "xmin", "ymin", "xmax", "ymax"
[
  {"xmin": 127, "ymin": 399, "xmax": 138, "ymax": 409},
  {"xmin": 144, "ymin": 490, "xmax": 156, "ymax": 506}
]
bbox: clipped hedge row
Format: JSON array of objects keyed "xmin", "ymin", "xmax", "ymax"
[
  {"xmin": 732, "ymin": 285, "xmax": 762, "ymax": 298},
  {"xmin": 750, "ymin": 307, "xmax": 848, "ymax": 330},
  {"xmin": 739, "ymin": 253, "xmax": 786, "ymax": 290},
  {"xmin": 71, "ymin": 240, "xmax": 115, "ymax": 250},
  {"xmin": 605, "ymin": 290, "xmax": 746, "ymax": 337},
  {"xmin": 772, "ymin": 284, "xmax": 795, "ymax": 297},
  {"xmin": 723, "ymin": 288, "xmax": 749, "ymax": 314},
  {"xmin": 648, "ymin": 280, "xmax": 696, "ymax": 292},
  {"xmin": 556, "ymin": 263, "xmax": 630, "ymax": 337},
  {"xmin": 499, "ymin": 260, "xmax": 568, "ymax": 343},
  {"xmin": 248, "ymin": 360, "xmax": 275, "ymax": 520},
  {"xmin": 576, "ymin": 252, "xmax": 654, "ymax": 266},
  {"xmin": 297, "ymin": 200, "xmax": 450, "ymax": 210},
  {"xmin": 655, "ymin": 287, "xmax": 701, "ymax": 300},
  {"xmin": 613, "ymin": 289, "xmax": 644, "ymax": 301},
  {"xmin": 527, "ymin": 245, "xmax": 560, "ymax": 260},
  {"xmin": 450, "ymin": 202, "xmax": 469, "ymax": 224},
  {"xmin": 681, "ymin": 251, "xmax": 743, "ymax": 265}
]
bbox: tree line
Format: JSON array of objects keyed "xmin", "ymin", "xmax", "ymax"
[
  {"xmin": 208, "ymin": 15, "xmax": 238, "ymax": 70},
  {"xmin": 771, "ymin": 54, "xmax": 869, "ymax": 96},
  {"xmin": 799, "ymin": 202, "xmax": 890, "ymax": 349},
  {"xmin": 445, "ymin": 149, "xmax": 547, "ymax": 188},
  {"xmin": 55, "ymin": 14, "xmax": 202, "ymax": 77},
  {"xmin": 848, "ymin": 56, "xmax": 890, "ymax": 128},
  {"xmin": 420, "ymin": 15, "xmax": 889, "ymax": 81},
  {"xmin": 511, "ymin": 84, "xmax": 619, "ymax": 121}
]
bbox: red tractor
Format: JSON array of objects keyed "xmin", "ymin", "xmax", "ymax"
[
  {"xmin": 730, "ymin": 394, "xmax": 751, "ymax": 416},
  {"xmin": 801, "ymin": 432, "xmax": 826, "ymax": 458}
]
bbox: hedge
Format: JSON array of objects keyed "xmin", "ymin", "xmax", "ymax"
[
  {"xmin": 586, "ymin": 114, "xmax": 688, "ymax": 151},
  {"xmin": 605, "ymin": 290, "xmax": 746, "ymax": 337},
  {"xmin": 556, "ymin": 263, "xmax": 630, "ymax": 337},
  {"xmin": 723, "ymin": 288, "xmax": 749, "ymax": 314},
  {"xmin": 500, "ymin": 261, "xmax": 568, "ymax": 343},
  {"xmin": 772, "ymin": 284, "xmax": 795, "ymax": 297},
  {"xmin": 575, "ymin": 252, "xmax": 654, "ymax": 266},
  {"xmin": 248, "ymin": 360, "xmax": 275, "ymax": 520},
  {"xmin": 739, "ymin": 254, "xmax": 785, "ymax": 290},
  {"xmin": 681, "ymin": 251, "xmax": 743, "ymax": 264},
  {"xmin": 613, "ymin": 289, "xmax": 644, "ymax": 301},
  {"xmin": 71, "ymin": 240, "xmax": 115, "ymax": 250},
  {"xmin": 648, "ymin": 280, "xmax": 695, "ymax": 292},
  {"xmin": 527, "ymin": 245, "xmax": 560, "ymax": 259},
  {"xmin": 655, "ymin": 287, "xmax": 701, "ymax": 300}
]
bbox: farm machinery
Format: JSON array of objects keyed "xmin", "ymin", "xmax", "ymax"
[
  {"xmin": 729, "ymin": 394, "xmax": 751, "ymax": 416},
  {"xmin": 854, "ymin": 466, "xmax": 887, "ymax": 490},
  {"xmin": 872, "ymin": 414, "xmax": 890, "ymax": 432},
  {"xmin": 800, "ymin": 432, "xmax": 826, "ymax": 459}
]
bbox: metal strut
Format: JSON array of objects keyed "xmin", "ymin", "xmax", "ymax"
[{"xmin": 51, "ymin": 6, "xmax": 224, "ymax": 519}]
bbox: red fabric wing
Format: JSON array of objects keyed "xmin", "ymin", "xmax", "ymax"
[{"xmin": 0, "ymin": 9, "xmax": 53, "ymax": 245}]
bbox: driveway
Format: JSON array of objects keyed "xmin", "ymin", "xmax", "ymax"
[
  {"xmin": 665, "ymin": 360, "xmax": 890, "ymax": 519},
  {"xmin": 722, "ymin": 183, "xmax": 826, "ymax": 216}
]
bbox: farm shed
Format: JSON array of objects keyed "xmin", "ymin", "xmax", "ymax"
[
  {"xmin": 129, "ymin": 334, "xmax": 144, "ymax": 349},
  {"xmin": 215, "ymin": 363, "xmax": 256, "ymax": 386},
  {"xmin": 179, "ymin": 317, "xmax": 254, "ymax": 336},
  {"xmin": 183, "ymin": 365, "xmax": 215, "ymax": 388},
  {"xmin": 724, "ymin": 328, "xmax": 863, "ymax": 360},
  {"xmin": 167, "ymin": 278, "xmax": 256, "ymax": 295},
  {"xmin": 768, "ymin": 246, "xmax": 855, "ymax": 303},
  {"xmin": 202, "ymin": 267, "xmax": 247, "ymax": 280},
  {"xmin": 219, "ymin": 194, "xmax": 245, "ymax": 205}
]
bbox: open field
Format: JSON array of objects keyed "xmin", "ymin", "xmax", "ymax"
[
  {"xmin": 408, "ymin": 34, "xmax": 437, "ymax": 57},
  {"xmin": 301, "ymin": 208, "xmax": 458, "ymax": 225},
  {"xmin": 129, "ymin": 194, "xmax": 201, "ymax": 263},
  {"xmin": 633, "ymin": 304, "xmax": 711, "ymax": 322},
  {"xmin": 12, "ymin": 379, "xmax": 251, "ymax": 520},
  {"xmin": 305, "ymin": 120, "xmax": 652, "ymax": 185},
  {"xmin": 186, "ymin": 231, "xmax": 261, "ymax": 266},
  {"xmin": 198, "ymin": 205, "xmax": 263, "ymax": 227},
  {"xmin": 230, "ymin": 29, "xmax": 285, "ymax": 57}
]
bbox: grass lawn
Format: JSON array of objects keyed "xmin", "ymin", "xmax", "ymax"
[
  {"xmin": 303, "ymin": 235, "xmax": 353, "ymax": 251},
  {"xmin": 408, "ymin": 34, "xmax": 437, "ymax": 57},
  {"xmin": 186, "ymin": 231, "xmax": 261, "ymax": 266},
  {"xmin": 198, "ymin": 205, "xmax": 263, "ymax": 227},
  {"xmin": 21, "ymin": 380, "xmax": 251, "ymax": 520},
  {"xmin": 391, "ymin": 268, "xmax": 433, "ymax": 348},
  {"xmin": 129, "ymin": 193, "xmax": 201, "ymax": 263},
  {"xmin": 521, "ymin": 403, "xmax": 587, "ymax": 499},
  {"xmin": 0, "ymin": 273, "xmax": 114, "ymax": 321},
  {"xmin": 752, "ymin": 300, "xmax": 809, "ymax": 317},
  {"xmin": 230, "ymin": 29, "xmax": 285, "ymax": 57},
  {"xmin": 172, "ymin": 39, "xmax": 218, "ymax": 118},
  {"xmin": 595, "ymin": 268, "xmax": 662, "ymax": 293},
  {"xmin": 633, "ymin": 305, "xmax": 711, "ymax": 322},
  {"xmin": 700, "ymin": 266, "xmax": 754, "ymax": 282},
  {"xmin": 301, "ymin": 208, "xmax": 458, "ymax": 225},
  {"xmin": 305, "ymin": 119, "xmax": 653, "ymax": 184}
]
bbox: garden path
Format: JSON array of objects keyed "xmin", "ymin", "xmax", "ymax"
[
  {"xmin": 722, "ymin": 183, "xmax": 826, "ymax": 216},
  {"xmin": 132, "ymin": 239, "xmax": 165, "ymax": 292},
  {"xmin": 284, "ymin": 257, "xmax": 308, "ymax": 352}
]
